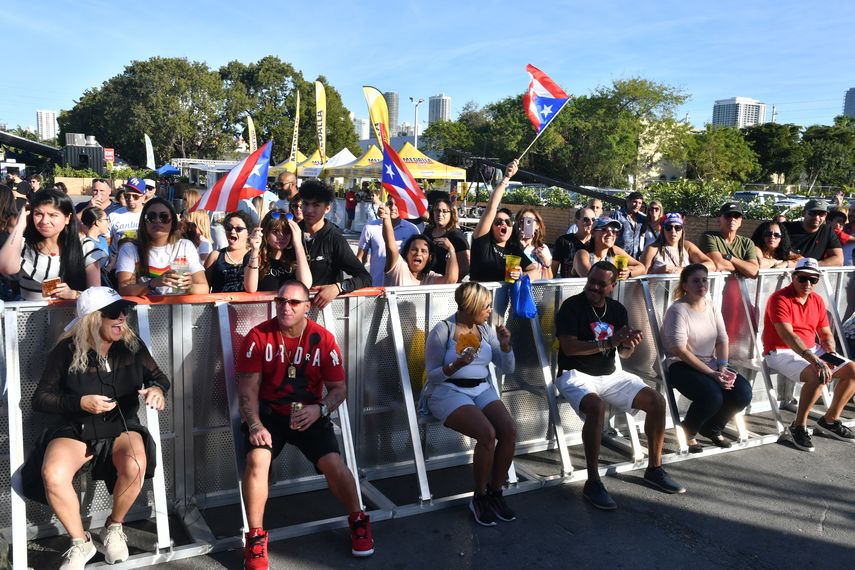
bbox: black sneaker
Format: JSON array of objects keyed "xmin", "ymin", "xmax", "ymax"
[
  {"xmin": 583, "ymin": 480, "xmax": 617, "ymax": 510},
  {"xmin": 487, "ymin": 488, "xmax": 517, "ymax": 522},
  {"xmin": 789, "ymin": 424, "xmax": 815, "ymax": 452},
  {"xmin": 644, "ymin": 466, "xmax": 686, "ymax": 494},
  {"xmin": 815, "ymin": 418, "xmax": 855, "ymax": 443},
  {"xmin": 469, "ymin": 494, "xmax": 497, "ymax": 527}
]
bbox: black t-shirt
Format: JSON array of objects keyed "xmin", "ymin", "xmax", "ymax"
[
  {"xmin": 469, "ymin": 234, "xmax": 524, "ymax": 282},
  {"xmin": 556, "ymin": 292, "xmax": 628, "ymax": 376},
  {"xmin": 258, "ymin": 257, "xmax": 297, "ymax": 292},
  {"xmin": 429, "ymin": 229, "xmax": 470, "ymax": 276},
  {"xmin": 784, "ymin": 222, "xmax": 841, "ymax": 260},
  {"xmin": 553, "ymin": 233, "xmax": 591, "ymax": 278},
  {"xmin": 209, "ymin": 248, "xmax": 250, "ymax": 293}
]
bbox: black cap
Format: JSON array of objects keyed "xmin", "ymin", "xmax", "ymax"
[{"xmin": 719, "ymin": 202, "xmax": 743, "ymax": 216}]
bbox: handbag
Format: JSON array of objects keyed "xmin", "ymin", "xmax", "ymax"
[{"xmin": 511, "ymin": 274, "xmax": 538, "ymax": 319}]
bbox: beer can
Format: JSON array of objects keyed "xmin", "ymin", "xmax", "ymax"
[{"xmin": 290, "ymin": 402, "xmax": 303, "ymax": 429}]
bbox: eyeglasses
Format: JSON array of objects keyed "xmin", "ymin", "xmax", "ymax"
[
  {"xmin": 664, "ymin": 224, "xmax": 683, "ymax": 232},
  {"xmin": 145, "ymin": 212, "xmax": 172, "ymax": 224},
  {"xmin": 100, "ymin": 306, "xmax": 129, "ymax": 320},
  {"xmin": 763, "ymin": 231, "xmax": 782, "ymax": 238},
  {"xmin": 796, "ymin": 275, "xmax": 819, "ymax": 285},
  {"xmin": 807, "ymin": 210, "xmax": 827, "ymax": 217},
  {"xmin": 435, "ymin": 209, "xmax": 452, "ymax": 215},
  {"xmin": 274, "ymin": 297, "xmax": 310, "ymax": 308},
  {"xmin": 126, "ymin": 193, "xmax": 144, "ymax": 201},
  {"xmin": 724, "ymin": 213, "xmax": 742, "ymax": 219},
  {"xmin": 483, "ymin": 303, "xmax": 493, "ymax": 311},
  {"xmin": 493, "ymin": 219, "xmax": 512, "ymax": 227},
  {"xmin": 224, "ymin": 224, "xmax": 247, "ymax": 232}
]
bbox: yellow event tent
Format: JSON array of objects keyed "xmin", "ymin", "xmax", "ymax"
[
  {"xmin": 296, "ymin": 150, "xmax": 325, "ymax": 177},
  {"xmin": 269, "ymin": 150, "xmax": 308, "ymax": 175},
  {"xmin": 323, "ymin": 145, "xmax": 383, "ymax": 178},
  {"xmin": 322, "ymin": 143, "xmax": 466, "ymax": 180}
]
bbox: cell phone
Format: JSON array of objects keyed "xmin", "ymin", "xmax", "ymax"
[
  {"xmin": 41, "ymin": 277, "xmax": 61, "ymax": 297},
  {"xmin": 521, "ymin": 217, "xmax": 535, "ymax": 240},
  {"xmin": 819, "ymin": 352, "xmax": 846, "ymax": 367}
]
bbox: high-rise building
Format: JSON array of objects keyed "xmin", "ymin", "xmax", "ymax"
[
  {"xmin": 711, "ymin": 97, "xmax": 766, "ymax": 128},
  {"xmin": 36, "ymin": 109, "xmax": 58, "ymax": 141},
  {"xmin": 428, "ymin": 93, "xmax": 452, "ymax": 124},
  {"xmin": 354, "ymin": 118, "xmax": 371, "ymax": 141},
  {"xmin": 383, "ymin": 91, "xmax": 399, "ymax": 134},
  {"xmin": 844, "ymin": 88, "xmax": 855, "ymax": 118}
]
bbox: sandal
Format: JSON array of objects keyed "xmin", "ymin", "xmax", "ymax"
[{"xmin": 705, "ymin": 434, "xmax": 732, "ymax": 449}]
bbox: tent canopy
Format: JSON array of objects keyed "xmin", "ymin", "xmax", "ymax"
[
  {"xmin": 322, "ymin": 143, "xmax": 465, "ymax": 180},
  {"xmin": 297, "ymin": 149, "xmax": 324, "ymax": 177},
  {"xmin": 324, "ymin": 147, "xmax": 357, "ymax": 170},
  {"xmin": 156, "ymin": 164, "xmax": 180, "ymax": 176},
  {"xmin": 269, "ymin": 150, "xmax": 308, "ymax": 175},
  {"xmin": 323, "ymin": 145, "xmax": 383, "ymax": 179}
]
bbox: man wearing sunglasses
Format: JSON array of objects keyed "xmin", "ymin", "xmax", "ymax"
[
  {"xmin": 553, "ymin": 207, "xmax": 595, "ymax": 278},
  {"xmin": 782, "ymin": 200, "xmax": 843, "ymax": 266},
  {"xmin": 700, "ymin": 202, "xmax": 760, "ymax": 278},
  {"xmin": 108, "ymin": 178, "xmax": 147, "ymax": 254},
  {"xmin": 762, "ymin": 257, "xmax": 855, "ymax": 451},
  {"xmin": 236, "ymin": 281, "xmax": 374, "ymax": 565}
]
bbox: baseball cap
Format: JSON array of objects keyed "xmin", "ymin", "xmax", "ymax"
[
  {"xmin": 719, "ymin": 202, "xmax": 743, "ymax": 216},
  {"xmin": 804, "ymin": 199, "xmax": 828, "ymax": 212},
  {"xmin": 793, "ymin": 257, "xmax": 821, "ymax": 276},
  {"xmin": 663, "ymin": 213, "xmax": 684, "ymax": 226},
  {"xmin": 123, "ymin": 177, "xmax": 146, "ymax": 194},
  {"xmin": 143, "ymin": 178, "xmax": 156, "ymax": 190},
  {"xmin": 64, "ymin": 287, "xmax": 137, "ymax": 332},
  {"xmin": 593, "ymin": 217, "xmax": 622, "ymax": 231}
]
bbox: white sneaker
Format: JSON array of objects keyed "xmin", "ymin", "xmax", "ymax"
[
  {"xmin": 59, "ymin": 533, "xmax": 96, "ymax": 569},
  {"xmin": 99, "ymin": 522, "xmax": 129, "ymax": 564}
]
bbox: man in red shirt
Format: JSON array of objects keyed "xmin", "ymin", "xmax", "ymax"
[
  {"xmin": 762, "ymin": 258, "xmax": 855, "ymax": 451},
  {"xmin": 236, "ymin": 281, "xmax": 374, "ymax": 568},
  {"xmin": 344, "ymin": 187, "xmax": 358, "ymax": 232}
]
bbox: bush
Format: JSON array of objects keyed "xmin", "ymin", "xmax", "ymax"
[
  {"xmin": 503, "ymin": 186, "xmax": 542, "ymax": 205},
  {"xmin": 53, "ymin": 164, "xmax": 154, "ymax": 180},
  {"xmin": 646, "ymin": 179, "xmax": 740, "ymax": 216},
  {"xmin": 544, "ymin": 187, "xmax": 574, "ymax": 208}
]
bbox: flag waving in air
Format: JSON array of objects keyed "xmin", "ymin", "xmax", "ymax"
[
  {"xmin": 523, "ymin": 64, "xmax": 570, "ymax": 134},
  {"xmin": 190, "ymin": 141, "xmax": 272, "ymax": 213},
  {"xmin": 381, "ymin": 139, "xmax": 427, "ymax": 219}
]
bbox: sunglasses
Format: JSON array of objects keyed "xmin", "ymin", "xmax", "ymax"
[
  {"xmin": 807, "ymin": 210, "xmax": 827, "ymax": 217},
  {"xmin": 796, "ymin": 275, "xmax": 819, "ymax": 285},
  {"xmin": 145, "ymin": 212, "xmax": 172, "ymax": 224},
  {"xmin": 224, "ymin": 224, "xmax": 247, "ymax": 232},
  {"xmin": 724, "ymin": 213, "xmax": 742, "ymax": 219},
  {"xmin": 493, "ymin": 219, "xmax": 512, "ymax": 227},
  {"xmin": 274, "ymin": 297, "xmax": 310, "ymax": 308},
  {"xmin": 763, "ymin": 231, "xmax": 782, "ymax": 238},
  {"xmin": 126, "ymin": 193, "xmax": 145, "ymax": 200},
  {"xmin": 270, "ymin": 211, "xmax": 294, "ymax": 221},
  {"xmin": 580, "ymin": 216, "xmax": 594, "ymax": 223},
  {"xmin": 664, "ymin": 224, "xmax": 683, "ymax": 232},
  {"xmin": 596, "ymin": 227, "xmax": 619, "ymax": 234},
  {"xmin": 100, "ymin": 306, "xmax": 129, "ymax": 320}
]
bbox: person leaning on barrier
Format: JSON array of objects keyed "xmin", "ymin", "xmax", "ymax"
[
  {"xmin": 639, "ymin": 213, "xmax": 715, "ymax": 275},
  {"xmin": 662, "ymin": 264, "xmax": 752, "ymax": 452},
  {"xmin": 356, "ymin": 198, "xmax": 420, "ymax": 287},
  {"xmin": 0, "ymin": 189, "xmax": 101, "ymax": 300},
  {"xmin": 700, "ymin": 202, "xmax": 759, "ymax": 278},
  {"xmin": 762, "ymin": 257, "xmax": 855, "ymax": 452},
  {"xmin": 243, "ymin": 210, "xmax": 312, "ymax": 293},
  {"xmin": 783, "ymin": 200, "xmax": 843, "ymax": 266},
  {"xmin": 555, "ymin": 261, "xmax": 685, "ymax": 510},
  {"xmin": 380, "ymin": 202, "xmax": 458, "ymax": 286},
  {"xmin": 204, "ymin": 211, "xmax": 256, "ymax": 293},
  {"xmin": 425, "ymin": 196, "xmax": 471, "ymax": 280},
  {"xmin": 29, "ymin": 287, "xmax": 169, "ymax": 568},
  {"xmin": 115, "ymin": 197, "xmax": 209, "ymax": 296},
  {"xmin": 422, "ymin": 282, "xmax": 517, "ymax": 526},
  {"xmin": 751, "ymin": 220, "xmax": 801, "ymax": 269},
  {"xmin": 573, "ymin": 218, "xmax": 645, "ymax": 279},
  {"xmin": 236, "ymin": 281, "xmax": 374, "ymax": 566},
  {"xmin": 552, "ymin": 207, "xmax": 594, "ymax": 278},
  {"xmin": 297, "ymin": 180, "xmax": 372, "ymax": 308},
  {"xmin": 514, "ymin": 206, "xmax": 553, "ymax": 280}
]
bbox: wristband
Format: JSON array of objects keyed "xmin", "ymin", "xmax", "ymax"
[{"xmin": 717, "ymin": 359, "xmax": 729, "ymax": 367}]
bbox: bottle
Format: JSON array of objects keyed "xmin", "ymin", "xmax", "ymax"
[
  {"xmin": 290, "ymin": 402, "xmax": 303, "ymax": 430},
  {"xmin": 170, "ymin": 255, "xmax": 190, "ymax": 295}
]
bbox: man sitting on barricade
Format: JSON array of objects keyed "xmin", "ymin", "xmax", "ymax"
[
  {"xmin": 236, "ymin": 280, "xmax": 374, "ymax": 568},
  {"xmin": 555, "ymin": 261, "xmax": 685, "ymax": 510},
  {"xmin": 762, "ymin": 258, "xmax": 855, "ymax": 451}
]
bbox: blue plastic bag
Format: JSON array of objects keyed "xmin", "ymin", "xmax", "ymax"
[{"xmin": 511, "ymin": 274, "xmax": 538, "ymax": 319}]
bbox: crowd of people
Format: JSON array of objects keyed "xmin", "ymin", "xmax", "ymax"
[{"xmin": 4, "ymin": 165, "xmax": 855, "ymax": 569}]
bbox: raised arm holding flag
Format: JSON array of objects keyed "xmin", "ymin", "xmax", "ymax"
[
  {"xmin": 518, "ymin": 64, "xmax": 571, "ymax": 160},
  {"xmin": 190, "ymin": 141, "xmax": 272, "ymax": 213}
]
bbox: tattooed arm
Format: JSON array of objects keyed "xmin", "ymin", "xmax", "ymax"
[{"xmin": 238, "ymin": 372, "xmax": 272, "ymax": 446}]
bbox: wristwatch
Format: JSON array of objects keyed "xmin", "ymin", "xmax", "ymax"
[
  {"xmin": 339, "ymin": 280, "xmax": 353, "ymax": 294},
  {"xmin": 319, "ymin": 403, "xmax": 330, "ymax": 418},
  {"xmin": 723, "ymin": 253, "xmax": 733, "ymax": 261}
]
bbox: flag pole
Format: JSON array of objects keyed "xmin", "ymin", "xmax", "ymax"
[{"xmin": 516, "ymin": 97, "xmax": 573, "ymax": 162}]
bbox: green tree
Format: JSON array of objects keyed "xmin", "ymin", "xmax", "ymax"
[
  {"xmin": 802, "ymin": 116, "xmax": 855, "ymax": 189},
  {"xmin": 686, "ymin": 125, "xmax": 759, "ymax": 182},
  {"xmin": 422, "ymin": 119, "xmax": 475, "ymax": 164},
  {"xmin": 647, "ymin": 179, "xmax": 740, "ymax": 216},
  {"xmin": 59, "ymin": 57, "xmax": 229, "ymax": 166},
  {"xmin": 742, "ymin": 122, "xmax": 804, "ymax": 184}
]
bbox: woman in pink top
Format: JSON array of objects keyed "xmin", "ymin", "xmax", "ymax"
[{"xmin": 380, "ymin": 203, "xmax": 458, "ymax": 286}]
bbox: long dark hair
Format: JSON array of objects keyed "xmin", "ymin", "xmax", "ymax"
[
  {"xmin": 137, "ymin": 197, "xmax": 181, "ymax": 278},
  {"xmin": 751, "ymin": 220, "xmax": 794, "ymax": 261},
  {"xmin": 0, "ymin": 185, "xmax": 17, "ymax": 233},
  {"xmin": 24, "ymin": 189, "xmax": 86, "ymax": 290},
  {"xmin": 427, "ymin": 197, "xmax": 459, "ymax": 232},
  {"xmin": 259, "ymin": 211, "xmax": 296, "ymax": 277}
]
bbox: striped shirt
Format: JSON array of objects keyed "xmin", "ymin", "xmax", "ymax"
[{"xmin": 18, "ymin": 239, "xmax": 97, "ymax": 300}]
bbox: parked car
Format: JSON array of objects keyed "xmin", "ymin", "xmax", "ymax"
[{"xmin": 732, "ymin": 190, "xmax": 786, "ymax": 203}]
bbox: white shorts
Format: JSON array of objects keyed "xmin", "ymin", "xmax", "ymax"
[
  {"xmin": 555, "ymin": 368, "xmax": 647, "ymax": 419},
  {"xmin": 764, "ymin": 347, "xmax": 849, "ymax": 381}
]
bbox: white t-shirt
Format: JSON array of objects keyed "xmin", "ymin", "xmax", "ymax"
[
  {"xmin": 198, "ymin": 237, "xmax": 213, "ymax": 258},
  {"xmin": 116, "ymin": 239, "xmax": 204, "ymax": 295},
  {"xmin": 108, "ymin": 208, "xmax": 142, "ymax": 252},
  {"xmin": 358, "ymin": 219, "xmax": 420, "ymax": 287}
]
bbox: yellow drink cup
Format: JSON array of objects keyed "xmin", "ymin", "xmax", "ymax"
[
  {"xmin": 614, "ymin": 254, "xmax": 629, "ymax": 278},
  {"xmin": 505, "ymin": 255, "xmax": 522, "ymax": 283}
]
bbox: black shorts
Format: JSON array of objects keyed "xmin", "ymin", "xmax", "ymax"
[{"xmin": 242, "ymin": 413, "xmax": 340, "ymax": 468}]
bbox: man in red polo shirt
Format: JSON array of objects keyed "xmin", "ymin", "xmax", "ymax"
[
  {"xmin": 236, "ymin": 280, "xmax": 374, "ymax": 568},
  {"xmin": 762, "ymin": 258, "xmax": 855, "ymax": 452}
]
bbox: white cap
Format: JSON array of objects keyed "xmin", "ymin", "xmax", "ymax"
[
  {"xmin": 64, "ymin": 287, "xmax": 137, "ymax": 332},
  {"xmin": 793, "ymin": 257, "xmax": 821, "ymax": 276},
  {"xmin": 143, "ymin": 178, "xmax": 156, "ymax": 189}
]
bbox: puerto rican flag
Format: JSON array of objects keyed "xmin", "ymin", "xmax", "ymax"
[
  {"xmin": 381, "ymin": 139, "xmax": 428, "ymax": 219},
  {"xmin": 190, "ymin": 141, "xmax": 272, "ymax": 212},
  {"xmin": 523, "ymin": 64, "xmax": 570, "ymax": 134}
]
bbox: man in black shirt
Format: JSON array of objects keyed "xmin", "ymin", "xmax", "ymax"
[
  {"xmin": 298, "ymin": 180, "xmax": 372, "ymax": 308},
  {"xmin": 555, "ymin": 261, "xmax": 685, "ymax": 509},
  {"xmin": 784, "ymin": 200, "xmax": 842, "ymax": 265},
  {"xmin": 552, "ymin": 207, "xmax": 594, "ymax": 277}
]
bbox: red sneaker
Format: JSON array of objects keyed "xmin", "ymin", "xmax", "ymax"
[
  {"xmin": 349, "ymin": 512, "xmax": 374, "ymax": 557},
  {"xmin": 244, "ymin": 528, "xmax": 269, "ymax": 570}
]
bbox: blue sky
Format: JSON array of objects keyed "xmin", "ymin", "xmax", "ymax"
[{"xmin": 2, "ymin": 0, "xmax": 853, "ymax": 135}]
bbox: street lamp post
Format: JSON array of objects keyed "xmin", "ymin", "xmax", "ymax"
[{"xmin": 410, "ymin": 96, "xmax": 424, "ymax": 149}]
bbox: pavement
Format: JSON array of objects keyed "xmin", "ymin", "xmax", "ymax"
[{"xmin": 152, "ymin": 437, "xmax": 855, "ymax": 570}]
